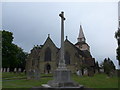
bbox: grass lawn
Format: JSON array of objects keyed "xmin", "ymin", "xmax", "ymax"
[{"xmin": 2, "ymin": 72, "xmax": 118, "ymax": 88}]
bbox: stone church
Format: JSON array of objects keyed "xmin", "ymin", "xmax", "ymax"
[{"xmin": 26, "ymin": 25, "xmax": 95, "ymax": 77}]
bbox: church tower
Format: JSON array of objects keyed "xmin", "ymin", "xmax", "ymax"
[{"xmin": 75, "ymin": 25, "xmax": 90, "ymax": 51}]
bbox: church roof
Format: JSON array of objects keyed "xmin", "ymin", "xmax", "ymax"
[
  {"xmin": 82, "ymin": 50, "xmax": 92, "ymax": 58},
  {"xmin": 65, "ymin": 39, "xmax": 91, "ymax": 58},
  {"xmin": 42, "ymin": 34, "xmax": 57, "ymax": 49}
]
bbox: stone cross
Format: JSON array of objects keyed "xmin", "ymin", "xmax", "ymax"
[{"xmin": 58, "ymin": 11, "xmax": 66, "ymax": 69}]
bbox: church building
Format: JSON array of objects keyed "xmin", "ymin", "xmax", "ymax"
[{"xmin": 26, "ymin": 25, "xmax": 95, "ymax": 77}]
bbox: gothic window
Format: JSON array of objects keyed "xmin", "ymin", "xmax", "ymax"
[
  {"xmin": 44, "ymin": 47, "xmax": 51, "ymax": 61},
  {"xmin": 65, "ymin": 51, "xmax": 70, "ymax": 64}
]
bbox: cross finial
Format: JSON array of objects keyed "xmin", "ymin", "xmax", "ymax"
[
  {"xmin": 48, "ymin": 34, "xmax": 50, "ymax": 37},
  {"xmin": 59, "ymin": 11, "xmax": 65, "ymax": 20},
  {"xmin": 66, "ymin": 36, "xmax": 68, "ymax": 40}
]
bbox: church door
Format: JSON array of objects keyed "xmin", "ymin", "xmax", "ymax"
[{"xmin": 45, "ymin": 64, "xmax": 51, "ymax": 74}]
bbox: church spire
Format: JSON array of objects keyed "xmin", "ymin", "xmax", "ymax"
[{"xmin": 77, "ymin": 25, "xmax": 86, "ymax": 42}]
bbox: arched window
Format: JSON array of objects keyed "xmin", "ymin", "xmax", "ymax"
[
  {"xmin": 65, "ymin": 51, "xmax": 70, "ymax": 64},
  {"xmin": 44, "ymin": 47, "xmax": 51, "ymax": 61}
]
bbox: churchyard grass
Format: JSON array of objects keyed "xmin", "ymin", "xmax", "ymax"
[
  {"xmin": 72, "ymin": 73, "xmax": 118, "ymax": 88},
  {"xmin": 0, "ymin": 72, "xmax": 2, "ymax": 89},
  {"xmin": 2, "ymin": 72, "xmax": 118, "ymax": 88}
]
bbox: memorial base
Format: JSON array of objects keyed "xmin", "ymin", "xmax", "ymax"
[{"xmin": 47, "ymin": 69, "xmax": 83, "ymax": 88}]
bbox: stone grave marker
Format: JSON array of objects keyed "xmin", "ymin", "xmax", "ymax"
[
  {"xmin": 84, "ymin": 69, "xmax": 88, "ymax": 75},
  {"xmin": 7, "ymin": 68, "xmax": 10, "ymax": 72},
  {"xmin": 3, "ymin": 68, "xmax": 6, "ymax": 72},
  {"xmin": 34, "ymin": 69, "xmax": 40, "ymax": 80},
  {"xmin": 14, "ymin": 68, "xmax": 17, "ymax": 73}
]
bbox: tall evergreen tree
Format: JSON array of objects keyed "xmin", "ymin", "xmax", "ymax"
[
  {"xmin": 101, "ymin": 58, "xmax": 115, "ymax": 76},
  {"xmin": 95, "ymin": 61, "xmax": 99, "ymax": 73}
]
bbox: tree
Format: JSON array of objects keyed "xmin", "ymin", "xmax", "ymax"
[
  {"xmin": 16, "ymin": 47, "xmax": 28, "ymax": 71},
  {"xmin": 95, "ymin": 61, "xmax": 100, "ymax": 73},
  {"xmin": 2, "ymin": 30, "xmax": 28, "ymax": 71},
  {"xmin": 115, "ymin": 28, "xmax": 120, "ymax": 65},
  {"xmin": 101, "ymin": 58, "xmax": 115, "ymax": 76}
]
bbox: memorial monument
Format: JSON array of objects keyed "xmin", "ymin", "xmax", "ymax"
[{"xmin": 47, "ymin": 11, "xmax": 83, "ymax": 88}]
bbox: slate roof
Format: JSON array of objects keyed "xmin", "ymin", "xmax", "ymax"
[
  {"xmin": 42, "ymin": 36, "xmax": 57, "ymax": 49},
  {"xmin": 65, "ymin": 39, "xmax": 91, "ymax": 58},
  {"xmin": 65, "ymin": 39, "xmax": 95, "ymax": 66}
]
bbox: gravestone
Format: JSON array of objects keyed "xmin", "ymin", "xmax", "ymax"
[
  {"xmin": 0, "ymin": 68, "xmax": 2, "ymax": 72},
  {"xmin": 14, "ymin": 68, "xmax": 17, "ymax": 73},
  {"xmin": 100, "ymin": 69, "xmax": 104, "ymax": 73},
  {"xmin": 84, "ymin": 69, "xmax": 88, "ymax": 75},
  {"xmin": 7, "ymin": 68, "xmax": 10, "ymax": 72},
  {"xmin": 28, "ymin": 69, "xmax": 34, "ymax": 80},
  {"xmin": 18, "ymin": 68, "xmax": 21, "ymax": 72},
  {"xmin": 76, "ymin": 70, "xmax": 82, "ymax": 77},
  {"xmin": 27, "ymin": 69, "xmax": 32, "ymax": 80},
  {"xmin": 27, "ymin": 69, "xmax": 39, "ymax": 80},
  {"xmin": 3, "ymin": 68, "xmax": 6, "ymax": 72},
  {"xmin": 23, "ymin": 69, "xmax": 26, "ymax": 72},
  {"xmin": 34, "ymin": 69, "xmax": 40, "ymax": 80}
]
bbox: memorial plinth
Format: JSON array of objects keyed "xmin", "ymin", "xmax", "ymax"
[{"xmin": 47, "ymin": 69, "xmax": 82, "ymax": 87}]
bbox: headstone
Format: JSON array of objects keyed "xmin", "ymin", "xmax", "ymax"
[
  {"xmin": 27, "ymin": 69, "xmax": 31, "ymax": 80},
  {"xmin": 23, "ymin": 69, "xmax": 25, "ymax": 72},
  {"xmin": 14, "ymin": 68, "xmax": 17, "ymax": 72},
  {"xmin": 76, "ymin": 70, "xmax": 82, "ymax": 76},
  {"xmin": 76, "ymin": 70, "xmax": 80, "ymax": 76},
  {"xmin": 0, "ymin": 68, "xmax": 2, "ymax": 72},
  {"xmin": 84, "ymin": 69, "xmax": 88, "ymax": 75},
  {"xmin": 7, "ymin": 68, "xmax": 10, "ymax": 72},
  {"xmin": 27, "ymin": 69, "xmax": 35, "ymax": 80},
  {"xmin": 100, "ymin": 69, "xmax": 104, "ymax": 73},
  {"xmin": 3, "ymin": 68, "xmax": 6, "ymax": 72},
  {"xmin": 27, "ymin": 70, "xmax": 31, "ymax": 79},
  {"xmin": 34, "ymin": 69, "xmax": 40, "ymax": 80},
  {"xmin": 18, "ymin": 68, "xmax": 21, "ymax": 72}
]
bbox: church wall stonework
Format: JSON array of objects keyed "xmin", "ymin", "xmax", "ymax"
[
  {"xmin": 64, "ymin": 39, "xmax": 82, "ymax": 73},
  {"xmin": 38, "ymin": 37, "xmax": 58, "ymax": 73}
]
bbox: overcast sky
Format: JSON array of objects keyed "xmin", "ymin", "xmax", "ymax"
[{"xmin": 2, "ymin": 2, "xmax": 119, "ymax": 69}]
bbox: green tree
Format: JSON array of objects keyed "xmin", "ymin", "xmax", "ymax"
[
  {"xmin": 115, "ymin": 28, "xmax": 120, "ymax": 65},
  {"xmin": 101, "ymin": 58, "xmax": 115, "ymax": 76},
  {"xmin": 2, "ymin": 30, "xmax": 27, "ymax": 71},
  {"xmin": 16, "ymin": 47, "xmax": 28, "ymax": 71}
]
